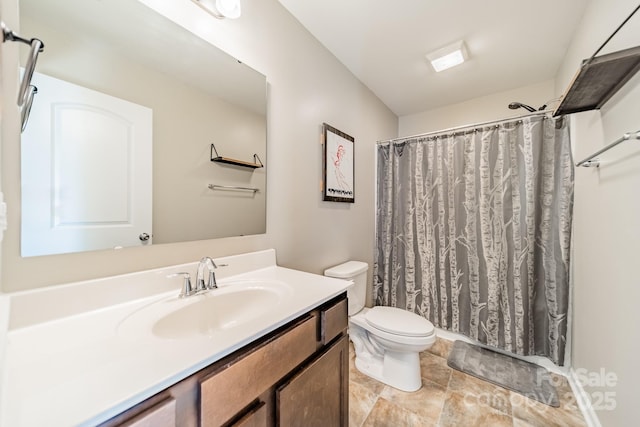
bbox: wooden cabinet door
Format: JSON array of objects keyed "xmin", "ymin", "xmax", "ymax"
[
  {"xmin": 276, "ymin": 336, "xmax": 349, "ymax": 427},
  {"xmin": 229, "ymin": 401, "xmax": 267, "ymax": 427}
]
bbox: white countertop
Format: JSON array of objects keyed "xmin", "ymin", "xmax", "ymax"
[{"xmin": 0, "ymin": 250, "xmax": 352, "ymax": 426}]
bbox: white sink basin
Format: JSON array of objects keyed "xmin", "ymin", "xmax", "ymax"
[{"xmin": 118, "ymin": 280, "xmax": 293, "ymax": 340}]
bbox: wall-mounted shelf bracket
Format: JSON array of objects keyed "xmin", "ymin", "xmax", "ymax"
[
  {"xmin": 210, "ymin": 143, "xmax": 264, "ymax": 169},
  {"xmin": 553, "ymin": 46, "xmax": 640, "ymax": 117},
  {"xmin": 554, "ymin": 4, "xmax": 640, "ymax": 117}
]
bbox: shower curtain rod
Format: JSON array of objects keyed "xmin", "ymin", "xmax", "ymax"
[{"xmin": 377, "ymin": 110, "xmax": 551, "ymax": 145}]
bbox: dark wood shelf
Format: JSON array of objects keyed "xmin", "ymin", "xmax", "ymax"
[
  {"xmin": 210, "ymin": 144, "xmax": 264, "ymax": 169},
  {"xmin": 211, "ymin": 156, "xmax": 263, "ymax": 169},
  {"xmin": 554, "ymin": 45, "xmax": 640, "ymax": 117}
]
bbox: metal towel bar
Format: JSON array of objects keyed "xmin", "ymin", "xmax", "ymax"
[
  {"xmin": 576, "ymin": 131, "xmax": 640, "ymax": 167},
  {"xmin": 1, "ymin": 22, "xmax": 44, "ymax": 106},
  {"xmin": 208, "ymin": 184, "xmax": 259, "ymax": 193}
]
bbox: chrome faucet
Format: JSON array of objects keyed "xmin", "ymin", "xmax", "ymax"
[
  {"xmin": 168, "ymin": 257, "xmax": 223, "ymax": 298},
  {"xmin": 195, "ymin": 256, "xmax": 218, "ymax": 292},
  {"xmin": 167, "ymin": 272, "xmax": 195, "ymax": 298}
]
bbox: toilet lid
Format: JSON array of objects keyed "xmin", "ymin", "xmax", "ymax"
[{"xmin": 365, "ymin": 306, "xmax": 434, "ymax": 337}]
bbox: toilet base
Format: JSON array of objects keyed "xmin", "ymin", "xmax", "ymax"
[
  {"xmin": 348, "ymin": 308, "xmax": 435, "ymax": 393},
  {"xmin": 353, "ymin": 348, "xmax": 422, "ymax": 392}
]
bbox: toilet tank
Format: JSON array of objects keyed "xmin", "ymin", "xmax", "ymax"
[{"xmin": 324, "ymin": 261, "xmax": 368, "ymax": 316}]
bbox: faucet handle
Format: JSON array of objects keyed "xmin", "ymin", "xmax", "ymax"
[
  {"xmin": 168, "ymin": 272, "xmax": 194, "ymax": 298},
  {"xmin": 206, "ymin": 259, "xmax": 228, "ymax": 289},
  {"xmin": 207, "ymin": 270, "xmax": 218, "ymax": 290}
]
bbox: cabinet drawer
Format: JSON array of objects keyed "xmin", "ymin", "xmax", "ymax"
[
  {"xmin": 320, "ymin": 298, "xmax": 348, "ymax": 344},
  {"xmin": 200, "ymin": 315, "xmax": 317, "ymax": 426},
  {"xmin": 119, "ymin": 398, "xmax": 176, "ymax": 427}
]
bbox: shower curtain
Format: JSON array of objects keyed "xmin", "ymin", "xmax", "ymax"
[{"xmin": 373, "ymin": 115, "xmax": 573, "ymax": 365}]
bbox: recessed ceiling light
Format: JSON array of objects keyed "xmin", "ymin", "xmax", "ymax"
[{"xmin": 426, "ymin": 40, "xmax": 468, "ymax": 72}]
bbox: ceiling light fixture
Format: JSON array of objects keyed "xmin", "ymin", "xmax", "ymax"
[
  {"xmin": 426, "ymin": 40, "xmax": 468, "ymax": 72},
  {"xmin": 192, "ymin": 0, "xmax": 242, "ymax": 19}
]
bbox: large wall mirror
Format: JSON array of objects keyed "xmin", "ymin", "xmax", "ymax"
[{"xmin": 19, "ymin": 0, "xmax": 267, "ymax": 257}]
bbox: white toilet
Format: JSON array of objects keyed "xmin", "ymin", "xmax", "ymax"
[{"xmin": 324, "ymin": 261, "xmax": 436, "ymax": 392}]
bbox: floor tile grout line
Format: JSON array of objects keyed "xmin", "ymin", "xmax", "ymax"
[
  {"xmin": 438, "ymin": 365, "xmax": 455, "ymax": 426},
  {"xmin": 358, "ymin": 393, "xmax": 381, "ymax": 427},
  {"xmin": 433, "ymin": 385, "xmax": 449, "ymax": 426},
  {"xmin": 423, "ymin": 348, "xmax": 450, "ymax": 427}
]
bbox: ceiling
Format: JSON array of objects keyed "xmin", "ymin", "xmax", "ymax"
[
  {"xmin": 277, "ymin": 0, "xmax": 590, "ymax": 117},
  {"xmin": 22, "ymin": 0, "xmax": 266, "ymax": 115}
]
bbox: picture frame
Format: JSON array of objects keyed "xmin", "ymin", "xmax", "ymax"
[{"xmin": 322, "ymin": 123, "xmax": 355, "ymax": 203}]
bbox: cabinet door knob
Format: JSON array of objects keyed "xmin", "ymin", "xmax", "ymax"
[{"xmin": 139, "ymin": 233, "xmax": 150, "ymax": 241}]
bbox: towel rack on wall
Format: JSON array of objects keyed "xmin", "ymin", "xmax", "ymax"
[
  {"xmin": 208, "ymin": 184, "xmax": 259, "ymax": 193},
  {"xmin": 576, "ymin": 130, "xmax": 640, "ymax": 167},
  {"xmin": 2, "ymin": 22, "xmax": 45, "ymax": 132}
]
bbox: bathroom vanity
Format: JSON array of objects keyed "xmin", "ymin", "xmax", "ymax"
[
  {"xmin": 102, "ymin": 295, "xmax": 348, "ymax": 427},
  {"xmin": 1, "ymin": 250, "xmax": 351, "ymax": 426}
]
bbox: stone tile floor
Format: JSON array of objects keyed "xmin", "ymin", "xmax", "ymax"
[{"xmin": 349, "ymin": 338, "xmax": 588, "ymax": 427}]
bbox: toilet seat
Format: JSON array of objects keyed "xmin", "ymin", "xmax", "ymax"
[{"xmin": 365, "ymin": 306, "xmax": 434, "ymax": 337}]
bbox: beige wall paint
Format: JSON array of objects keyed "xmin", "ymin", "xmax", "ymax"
[
  {"xmin": 398, "ymin": 79, "xmax": 555, "ymax": 137},
  {"xmin": 556, "ymin": 0, "xmax": 640, "ymax": 425},
  {"xmin": 0, "ymin": 0, "xmax": 397, "ymax": 292},
  {"xmin": 0, "ymin": 0, "xmax": 18, "ymax": 418}
]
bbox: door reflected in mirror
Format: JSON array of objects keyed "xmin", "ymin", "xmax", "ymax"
[{"xmin": 19, "ymin": 0, "xmax": 267, "ymax": 257}]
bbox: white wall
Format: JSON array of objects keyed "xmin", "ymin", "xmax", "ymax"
[
  {"xmin": 556, "ymin": 0, "xmax": 640, "ymax": 425},
  {"xmin": 0, "ymin": 0, "xmax": 397, "ymax": 292},
  {"xmin": 398, "ymin": 79, "xmax": 555, "ymax": 137}
]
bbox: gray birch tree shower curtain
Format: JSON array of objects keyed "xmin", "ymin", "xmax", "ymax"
[{"xmin": 373, "ymin": 115, "xmax": 573, "ymax": 365}]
